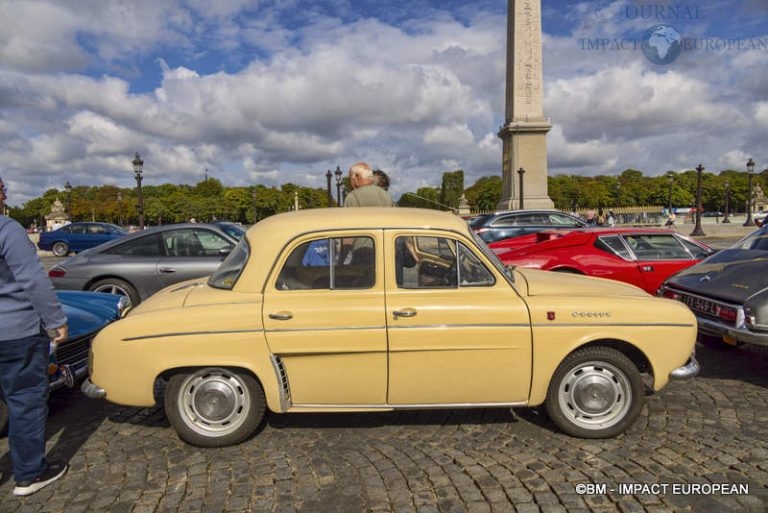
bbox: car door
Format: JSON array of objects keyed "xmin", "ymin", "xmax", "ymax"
[
  {"xmin": 385, "ymin": 231, "xmax": 532, "ymax": 405},
  {"xmin": 622, "ymin": 233, "xmax": 705, "ymax": 294},
  {"xmin": 155, "ymin": 227, "xmax": 234, "ymax": 288},
  {"xmin": 262, "ymin": 231, "xmax": 388, "ymax": 406},
  {"xmin": 64, "ymin": 223, "xmax": 88, "ymax": 252}
]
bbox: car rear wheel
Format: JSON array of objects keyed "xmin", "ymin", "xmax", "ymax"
[
  {"xmin": 52, "ymin": 241, "xmax": 70, "ymax": 257},
  {"xmin": 165, "ymin": 368, "xmax": 266, "ymax": 447},
  {"xmin": 89, "ymin": 278, "xmax": 140, "ymax": 306},
  {"xmin": 545, "ymin": 346, "xmax": 643, "ymax": 438}
]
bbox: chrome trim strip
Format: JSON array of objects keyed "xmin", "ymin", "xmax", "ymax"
[
  {"xmin": 290, "ymin": 401, "xmax": 529, "ymax": 409},
  {"xmin": 123, "ymin": 328, "xmax": 262, "ymax": 341},
  {"xmin": 533, "ymin": 323, "xmax": 695, "ymax": 328}
]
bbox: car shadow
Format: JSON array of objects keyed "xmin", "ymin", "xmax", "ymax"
[
  {"xmin": 695, "ymin": 339, "xmax": 768, "ymax": 389},
  {"xmin": 0, "ymin": 387, "xmax": 117, "ymax": 485}
]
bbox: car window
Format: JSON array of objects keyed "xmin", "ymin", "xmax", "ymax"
[
  {"xmin": 595, "ymin": 235, "xmax": 632, "ymax": 260},
  {"xmin": 549, "ymin": 213, "xmax": 583, "ymax": 226},
  {"xmin": 624, "ymin": 234, "xmax": 691, "ymax": 260},
  {"xmin": 67, "ymin": 224, "xmax": 86, "ymax": 234},
  {"xmin": 106, "ymin": 234, "xmax": 162, "ymax": 256},
  {"xmin": 679, "ymin": 238, "xmax": 712, "ymax": 259},
  {"xmin": 398, "ymin": 236, "xmax": 494, "ymax": 289},
  {"xmin": 209, "ymin": 240, "xmax": 249, "ymax": 290},
  {"xmin": 88, "ymin": 224, "xmax": 108, "ymax": 234},
  {"xmin": 276, "ymin": 236, "xmax": 374, "ymax": 290},
  {"xmin": 163, "ymin": 229, "xmax": 231, "ymax": 257}
]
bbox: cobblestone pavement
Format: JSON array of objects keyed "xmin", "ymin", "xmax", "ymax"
[{"xmin": 0, "ymin": 341, "xmax": 766, "ymax": 513}]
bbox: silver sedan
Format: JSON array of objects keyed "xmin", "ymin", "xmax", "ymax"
[{"xmin": 48, "ymin": 223, "xmax": 240, "ymax": 305}]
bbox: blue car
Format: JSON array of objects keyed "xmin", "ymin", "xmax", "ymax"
[
  {"xmin": 0, "ymin": 290, "xmax": 129, "ymax": 435},
  {"xmin": 38, "ymin": 222, "xmax": 127, "ymax": 257}
]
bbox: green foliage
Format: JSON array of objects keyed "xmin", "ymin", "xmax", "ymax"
[{"xmin": 7, "ymin": 168, "xmax": 765, "ymax": 227}]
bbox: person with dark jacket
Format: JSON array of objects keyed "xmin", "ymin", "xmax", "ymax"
[{"xmin": 0, "ymin": 175, "xmax": 69, "ymax": 496}]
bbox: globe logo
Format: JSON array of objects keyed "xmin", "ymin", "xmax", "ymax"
[{"xmin": 641, "ymin": 25, "xmax": 682, "ymax": 65}]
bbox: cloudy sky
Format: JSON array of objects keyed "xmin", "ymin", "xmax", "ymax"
[{"xmin": 1, "ymin": 0, "xmax": 767, "ymax": 205}]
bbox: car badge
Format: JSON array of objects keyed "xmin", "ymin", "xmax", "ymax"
[
  {"xmin": 699, "ymin": 275, "xmax": 711, "ymax": 282},
  {"xmin": 547, "ymin": 311, "xmax": 556, "ymax": 321}
]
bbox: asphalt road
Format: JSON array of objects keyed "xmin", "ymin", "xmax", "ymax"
[{"xmin": 3, "ymin": 218, "xmax": 762, "ymax": 512}]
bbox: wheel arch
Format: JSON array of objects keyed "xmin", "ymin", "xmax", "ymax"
[
  {"xmin": 529, "ymin": 337, "xmax": 653, "ymax": 405},
  {"xmin": 157, "ymin": 361, "xmax": 286, "ymax": 414}
]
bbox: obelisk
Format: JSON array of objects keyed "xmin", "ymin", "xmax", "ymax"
[{"xmin": 497, "ymin": 0, "xmax": 553, "ymax": 210}]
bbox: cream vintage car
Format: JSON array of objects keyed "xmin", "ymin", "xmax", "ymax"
[{"xmin": 82, "ymin": 208, "xmax": 700, "ymax": 447}]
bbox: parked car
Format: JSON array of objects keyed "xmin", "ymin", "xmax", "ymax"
[
  {"xmin": 470, "ymin": 209, "xmax": 587, "ymax": 244},
  {"xmin": 82, "ymin": 208, "xmax": 699, "ymax": 447},
  {"xmin": 659, "ymin": 224, "xmax": 768, "ymax": 348},
  {"xmin": 701, "ymin": 211, "xmax": 724, "ymax": 218},
  {"xmin": 495, "ymin": 228, "xmax": 714, "ymax": 295},
  {"xmin": 37, "ymin": 222, "xmax": 127, "ymax": 256},
  {"xmin": 48, "ymin": 223, "xmax": 239, "ymax": 306},
  {"xmin": 214, "ymin": 221, "xmax": 246, "ymax": 240},
  {"xmin": 0, "ymin": 290, "xmax": 128, "ymax": 435}
]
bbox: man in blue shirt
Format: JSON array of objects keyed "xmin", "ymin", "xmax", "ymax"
[{"xmin": 0, "ymin": 176, "xmax": 69, "ymax": 496}]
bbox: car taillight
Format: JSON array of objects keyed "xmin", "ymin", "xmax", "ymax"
[
  {"xmin": 48, "ymin": 269, "xmax": 66, "ymax": 278},
  {"xmin": 716, "ymin": 306, "xmax": 737, "ymax": 323},
  {"xmin": 660, "ymin": 289, "xmax": 679, "ymax": 300}
]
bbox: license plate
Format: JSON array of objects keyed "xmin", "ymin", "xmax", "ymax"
[{"xmin": 680, "ymin": 294, "xmax": 717, "ymax": 315}]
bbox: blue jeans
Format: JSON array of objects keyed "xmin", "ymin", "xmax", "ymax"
[{"xmin": 0, "ymin": 332, "xmax": 50, "ymax": 482}]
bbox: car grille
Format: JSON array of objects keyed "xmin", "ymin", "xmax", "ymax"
[{"xmin": 56, "ymin": 333, "xmax": 93, "ymax": 367}]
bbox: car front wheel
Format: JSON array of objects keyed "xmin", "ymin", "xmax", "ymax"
[
  {"xmin": 52, "ymin": 241, "xmax": 69, "ymax": 257},
  {"xmin": 545, "ymin": 346, "xmax": 643, "ymax": 438},
  {"xmin": 165, "ymin": 368, "xmax": 266, "ymax": 447}
]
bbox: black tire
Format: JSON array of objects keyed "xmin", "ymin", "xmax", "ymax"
[
  {"xmin": 545, "ymin": 346, "xmax": 644, "ymax": 438},
  {"xmin": 89, "ymin": 278, "xmax": 140, "ymax": 306},
  {"xmin": 52, "ymin": 241, "xmax": 70, "ymax": 257},
  {"xmin": 0, "ymin": 397, "xmax": 7, "ymax": 437},
  {"xmin": 165, "ymin": 368, "xmax": 266, "ymax": 447}
]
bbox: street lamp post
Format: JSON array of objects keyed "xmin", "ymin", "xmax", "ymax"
[
  {"xmin": 325, "ymin": 169, "xmax": 333, "ymax": 207},
  {"xmin": 132, "ymin": 152, "xmax": 145, "ymax": 230},
  {"xmin": 691, "ymin": 164, "xmax": 706, "ymax": 237},
  {"xmin": 252, "ymin": 188, "xmax": 258, "ymax": 223},
  {"xmin": 517, "ymin": 167, "xmax": 525, "ymax": 210},
  {"xmin": 117, "ymin": 192, "xmax": 123, "ymax": 227},
  {"xmin": 64, "ymin": 181, "xmax": 73, "ymax": 220},
  {"xmin": 722, "ymin": 181, "xmax": 730, "ymax": 223},
  {"xmin": 334, "ymin": 166, "xmax": 343, "ymax": 207},
  {"xmin": 744, "ymin": 158, "xmax": 755, "ymax": 226},
  {"xmin": 667, "ymin": 173, "xmax": 674, "ymax": 213}
]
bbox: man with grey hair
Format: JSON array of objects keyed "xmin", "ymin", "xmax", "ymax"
[
  {"xmin": 0, "ymin": 175, "xmax": 69, "ymax": 496},
  {"xmin": 344, "ymin": 162, "xmax": 395, "ymax": 207}
]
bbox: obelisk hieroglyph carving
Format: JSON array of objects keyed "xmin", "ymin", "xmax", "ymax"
[{"xmin": 497, "ymin": 0, "xmax": 553, "ymax": 210}]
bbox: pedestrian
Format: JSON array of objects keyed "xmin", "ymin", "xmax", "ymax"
[
  {"xmin": 344, "ymin": 162, "xmax": 395, "ymax": 207},
  {"xmin": 0, "ymin": 175, "xmax": 70, "ymax": 496},
  {"xmin": 585, "ymin": 208, "xmax": 597, "ymax": 226},
  {"xmin": 372, "ymin": 169, "xmax": 391, "ymax": 191}
]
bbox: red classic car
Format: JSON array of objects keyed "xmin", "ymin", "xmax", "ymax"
[{"xmin": 494, "ymin": 228, "xmax": 714, "ymax": 295}]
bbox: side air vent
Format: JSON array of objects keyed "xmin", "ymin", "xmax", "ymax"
[{"xmin": 270, "ymin": 355, "xmax": 292, "ymax": 410}]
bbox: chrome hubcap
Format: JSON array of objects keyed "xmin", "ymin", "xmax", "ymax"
[
  {"xmin": 558, "ymin": 361, "xmax": 631, "ymax": 429},
  {"xmin": 178, "ymin": 369, "xmax": 250, "ymax": 436}
]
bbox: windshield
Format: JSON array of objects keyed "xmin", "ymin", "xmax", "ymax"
[
  {"xmin": 208, "ymin": 239, "xmax": 249, "ymax": 289},
  {"xmin": 470, "ymin": 230, "xmax": 515, "ymax": 282},
  {"xmin": 729, "ymin": 226, "xmax": 768, "ymax": 251}
]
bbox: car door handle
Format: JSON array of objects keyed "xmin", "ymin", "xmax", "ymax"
[
  {"xmin": 641, "ymin": 265, "xmax": 654, "ymax": 272},
  {"xmin": 269, "ymin": 312, "xmax": 293, "ymax": 321},
  {"xmin": 393, "ymin": 308, "xmax": 417, "ymax": 319},
  {"xmin": 159, "ymin": 267, "xmax": 177, "ymax": 273}
]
